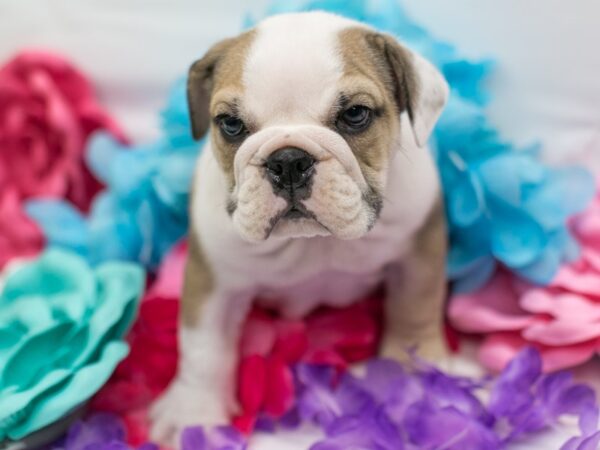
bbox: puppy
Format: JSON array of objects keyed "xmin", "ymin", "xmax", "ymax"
[{"xmin": 151, "ymin": 11, "xmax": 449, "ymax": 443}]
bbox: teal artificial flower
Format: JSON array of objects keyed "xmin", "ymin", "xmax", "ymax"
[{"xmin": 0, "ymin": 249, "xmax": 144, "ymax": 441}]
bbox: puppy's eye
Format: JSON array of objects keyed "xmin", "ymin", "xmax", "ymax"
[
  {"xmin": 217, "ymin": 115, "xmax": 246, "ymax": 139},
  {"xmin": 338, "ymin": 105, "xmax": 372, "ymax": 132}
]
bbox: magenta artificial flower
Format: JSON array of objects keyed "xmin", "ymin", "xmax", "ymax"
[
  {"xmin": 0, "ymin": 190, "xmax": 43, "ymax": 268},
  {"xmin": 234, "ymin": 295, "xmax": 382, "ymax": 433},
  {"xmin": 91, "ymin": 242, "xmax": 186, "ymax": 446},
  {"xmin": 0, "ymin": 51, "xmax": 124, "ymax": 208}
]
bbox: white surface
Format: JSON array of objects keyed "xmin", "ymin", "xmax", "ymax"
[
  {"xmin": 406, "ymin": 0, "xmax": 600, "ymax": 171},
  {"xmin": 1, "ymin": 1, "xmax": 599, "ymax": 448}
]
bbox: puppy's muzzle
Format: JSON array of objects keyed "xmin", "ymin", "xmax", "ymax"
[{"xmin": 264, "ymin": 147, "xmax": 315, "ymax": 198}]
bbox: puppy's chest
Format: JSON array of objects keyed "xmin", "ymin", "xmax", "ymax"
[
  {"xmin": 257, "ymin": 268, "xmax": 383, "ymax": 319},
  {"xmin": 248, "ymin": 230, "xmax": 409, "ymax": 319}
]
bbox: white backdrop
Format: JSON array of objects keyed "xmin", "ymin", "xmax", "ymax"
[
  {"xmin": 1, "ymin": 1, "xmax": 599, "ymax": 448},
  {"xmin": 1, "ymin": 0, "xmax": 598, "ymax": 169}
]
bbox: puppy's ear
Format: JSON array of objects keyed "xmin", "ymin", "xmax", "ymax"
[
  {"xmin": 368, "ymin": 33, "xmax": 449, "ymax": 147},
  {"xmin": 187, "ymin": 38, "xmax": 236, "ymax": 140}
]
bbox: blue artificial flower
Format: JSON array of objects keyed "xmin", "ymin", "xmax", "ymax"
[{"xmin": 27, "ymin": 79, "xmax": 202, "ymax": 271}]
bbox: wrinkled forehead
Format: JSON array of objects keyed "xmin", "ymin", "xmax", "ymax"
[{"xmin": 214, "ymin": 13, "xmax": 378, "ymax": 126}]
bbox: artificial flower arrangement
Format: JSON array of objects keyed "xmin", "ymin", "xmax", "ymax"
[{"xmin": 1, "ymin": 0, "xmax": 599, "ymax": 449}]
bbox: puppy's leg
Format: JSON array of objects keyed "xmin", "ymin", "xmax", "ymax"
[
  {"xmin": 381, "ymin": 199, "xmax": 448, "ymax": 362},
  {"xmin": 150, "ymin": 238, "xmax": 251, "ymax": 446}
]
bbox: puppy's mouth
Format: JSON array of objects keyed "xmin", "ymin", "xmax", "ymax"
[
  {"xmin": 283, "ymin": 203, "xmax": 310, "ymax": 220},
  {"xmin": 265, "ymin": 201, "xmax": 329, "ymax": 239}
]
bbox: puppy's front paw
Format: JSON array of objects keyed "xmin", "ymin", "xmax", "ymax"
[{"xmin": 150, "ymin": 379, "xmax": 229, "ymax": 447}]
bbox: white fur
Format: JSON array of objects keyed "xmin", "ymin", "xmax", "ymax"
[
  {"xmin": 243, "ymin": 12, "xmax": 358, "ymax": 127},
  {"xmin": 152, "ymin": 12, "xmax": 446, "ymax": 445}
]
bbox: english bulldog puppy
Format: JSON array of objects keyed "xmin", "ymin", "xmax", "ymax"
[{"xmin": 151, "ymin": 11, "xmax": 449, "ymax": 443}]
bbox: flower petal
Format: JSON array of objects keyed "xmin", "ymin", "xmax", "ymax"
[
  {"xmin": 479, "ymin": 332, "xmax": 599, "ymax": 373},
  {"xmin": 448, "ymin": 271, "xmax": 534, "ymax": 333}
]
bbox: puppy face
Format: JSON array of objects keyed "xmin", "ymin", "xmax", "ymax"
[{"xmin": 188, "ymin": 12, "xmax": 448, "ymax": 242}]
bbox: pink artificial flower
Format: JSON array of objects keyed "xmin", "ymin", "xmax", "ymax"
[
  {"xmin": 0, "ymin": 50, "xmax": 125, "ymax": 267},
  {"xmin": 145, "ymin": 239, "xmax": 187, "ymax": 300},
  {"xmin": 449, "ymin": 183, "xmax": 600, "ymax": 372},
  {"xmin": 553, "ymin": 188, "xmax": 600, "ymax": 297}
]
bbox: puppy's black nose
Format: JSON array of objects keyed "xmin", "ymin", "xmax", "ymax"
[{"xmin": 265, "ymin": 147, "xmax": 315, "ymax": 191}]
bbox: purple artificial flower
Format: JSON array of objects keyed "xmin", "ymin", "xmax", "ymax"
[
  {"xmin": 403, "ymin": 397, "xmax": 501, "ymax": 450},
  {"xmin": 293, "ymin": 348, "xmax": 599, "ymax": 450},
  {"xmin": 550, "ymin": 372, "xmax": 600, "ymax": 450},
  {"xmin": 64, "ymin": 413, "xmax": 126, "ymax": 450},
  {"xmin": 180, "ymin": 425, "xmax": 246, "ymax": 450},
  {"xmin": 137, "ymin": 444, "xmax": 159, "ymax": 450},
  {"xmin": 539, "ymin": 372, "xmax": 598, "ymax": 433},
  {"xmin": 295, "ymin": 365, "xmax": 374, "ymax": 429},
  {"xmin": 356, "ymin": 359, "xmax": 409, "ymax": 401},
  {"xmin": 254, "ymin": 415, "xmax": 277, "ymax": 433},
  {"xmin": 418, "ymin": 364, "xmax": 493, "ymax": 427},
  {"xmin": 57, "ymin": 413, "xmax": 156, "ymax": 450},
  {"xmin": 57, "ymin": 349, "xmax": 597, "ymax": 450},
  {"xmin": 489, "ymin": 346, "xmax": 542, "ymax": 421},
  {"xmin": 278, "ymin": 407, "xmax": 302, "ymax": 430},
  {"xmin": 355, "ymin": 359, "xmax": 423, "ymax": 422},
  {"xmin": 310, "ymin": 408, "xmax": 404, "ymax": 450},
  {"xmin": 181, "ymin": 427, "xmax": 208, "ymax": 450},
  {"xmin": 210, "ymin": 426, "xmax": 246, "ymax": 449},
  {"xmin": 88, "ymin": 444, "xmax": 129, "ymax": 450},
  {"xmin": 489, "ymin": 346, "xmax": 599, "ymax": 442},
  {"xmin": 294, "ymin": 365, "xmax": 339, "ymax": 427},
  {"xmin": 561, "ymin": 431, "xmax": 600, "ymax": 450}
]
